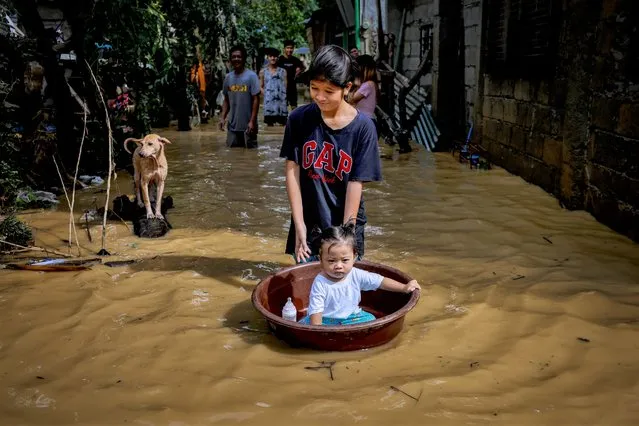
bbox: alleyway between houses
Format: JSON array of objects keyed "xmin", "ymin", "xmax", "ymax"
[{"xmin": 1, "ymin": 124, "xmax": 639, "ymax": 424}]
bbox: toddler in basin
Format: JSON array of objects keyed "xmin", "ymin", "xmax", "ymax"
[{"xmin": 299, "ymin": 223, "xmax": 420, "ymax": 325}]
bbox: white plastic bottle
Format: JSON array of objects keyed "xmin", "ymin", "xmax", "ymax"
[{"xmin": 282, "ymin": 297, "xmax": 297, "ymax": 321}]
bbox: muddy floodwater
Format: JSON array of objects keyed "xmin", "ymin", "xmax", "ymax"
[{"xmin": 2, "ymin": 124, "xmax": 639, "ymax": 425}]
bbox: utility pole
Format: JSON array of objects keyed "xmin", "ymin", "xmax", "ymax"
[{"xmin": 355, "ymin": 0, "xmax": 360, "ymax": 50}]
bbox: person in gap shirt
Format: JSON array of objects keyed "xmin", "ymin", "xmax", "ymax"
[{"xmin": 280, "ymin": 45, "xmax": 382, "ymax": 263}]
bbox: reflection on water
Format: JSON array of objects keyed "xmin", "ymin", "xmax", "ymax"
[
  {"xmin": 166, "ymin": 128, "xmax": 290, "ymax": 235},
  {"xmin": 1, "ymin": 123, "xmax": 639, "ymax": 425}
]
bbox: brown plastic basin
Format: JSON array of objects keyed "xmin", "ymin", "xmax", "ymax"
[{"xmin": 251, "ymin": 260, "xmax": 420, "ymax": 351}]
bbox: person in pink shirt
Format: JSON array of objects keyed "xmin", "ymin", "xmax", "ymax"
[{"xmin": 349, "ymin": 55, "xmax": 379, "ymax": 134}]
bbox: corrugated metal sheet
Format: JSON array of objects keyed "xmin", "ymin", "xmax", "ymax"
[{"xmin": 392, "ymin": 73, "xmax": 440, "ymax": 151}]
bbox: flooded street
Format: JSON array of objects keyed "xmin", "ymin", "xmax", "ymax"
[{"xmin": 2, "ymin": 124, "xmax": 639, "ymax": 425}]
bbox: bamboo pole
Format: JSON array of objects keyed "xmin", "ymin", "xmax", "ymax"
[
  {"xmin": 0, "ymin": 240, "xmax": 74, "ymax": 258},
  {"xmin": 52, "ymin": 157, "xmax": 81, "ymax": 255},
  {"xmin": 84, "ymin": 59, "xmax": 113, "ymax": 255},
  {"xmin": 69, "ymin": 102, "xmax": 88, "ymax": 252},
  {"xmin": 355, "ymin": 0, "xmax": 361, "ymax": 50}
]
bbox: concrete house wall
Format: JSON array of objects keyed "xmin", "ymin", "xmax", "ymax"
[
  {"xmin": 386, "ymin": 0, "xmax": 639, "ymax": 241},
  {"xmin": 387, "ymin": 0, "xmax": 437, "ymax": 83},
  {"xmin": 478, "ymin": 0, "xmax": 639, "ymax": 241},
  {"xmin": 462, "ymin": 0, "xmax": 482, "ymax": 123}
]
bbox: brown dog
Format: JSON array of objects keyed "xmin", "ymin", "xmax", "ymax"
[{"xmin": 123, "ymin": 134, "xmax": 171, "ymax": 219}]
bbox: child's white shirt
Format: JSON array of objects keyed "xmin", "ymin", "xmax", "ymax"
[{"xmin": 307, "ymin": 267, "xmax": 384, "ymax": 319}]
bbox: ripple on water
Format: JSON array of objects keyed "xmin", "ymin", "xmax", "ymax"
[{"xmin": 209, "ymin": 412, "xmax": 257, "ymax": 423}]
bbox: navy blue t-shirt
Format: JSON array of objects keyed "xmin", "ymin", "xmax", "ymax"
[{"xmin": 280, "ymin": 103, "xmax": 382, "ymax": 256}]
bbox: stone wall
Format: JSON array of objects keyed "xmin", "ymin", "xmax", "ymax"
[{"xmin": 477, "ymin": 0, "xmax": 639, "ymax": 241}]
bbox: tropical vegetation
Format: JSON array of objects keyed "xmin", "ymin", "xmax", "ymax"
[{"xmin": 0, "ymin": 0, "xmax": 314, "ymax": 248}]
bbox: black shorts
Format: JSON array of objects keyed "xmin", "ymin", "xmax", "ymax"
[
  {"xmin": 287, "ymin": 88, "xmax": 298, "ymax": 108},
  {"xmin": 226, "ymin": 130, "xmax": 257, "ymax": 149},
  {"xmin": 264, "ymin": 115, "xmax": 288, "ymax": 125}
]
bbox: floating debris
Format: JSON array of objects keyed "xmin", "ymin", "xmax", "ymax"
[
  {"xmin": 79, "ymin": 175, "xmax": 104, "ymax": 186},
  {"xmin": 104, "ymin": 259, "xmax": 137, "ymax": 267},
  {"xmin": 191, "ymin": 290, "xmax": 209, "ymax": 306},
  {"xmin": 241, "ymin": 269, "xmax": 257, "ymax": 281},
  {"xmin": 81, "ymin": 209, "xmax": 99, "ymax": 222},
  {"xmin": 6, "ymin": 257, "xmax": 102, "ymax": 272},
  {"xmin": 390, "ymin": 385, "xmax": 421, "ymax": 402},
  {"xmin": 305, "ymin": 361, "xmax": 336, "ymax": 380},
  {"xmin": 231, "ymin": 325, "xmax": 268, "ymax": 334}
]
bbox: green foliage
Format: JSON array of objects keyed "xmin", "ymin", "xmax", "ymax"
[
  {"xmin": 85, "ymin": 0, "xmax": 234, "ymax": 130},
  {"xmin": 0, "ymin": 129, "xmax": 28, "ymax": 208},
  {"xmin": 1, "ymin": 0, "xmax": 243, "ymax": 212},
  {"xmin": 14, "ymin": 189, "xmax": 39, "ymax": 210},
  {"xmin": 87, "ymin": 1, "xmax": 174, "ymax": 76},
  {"xmin": 85, "ymin": 0, "xmax": 175, "ymax": 135},
  {"xmin": 2, "ymin": 0, "xmax": 316, "ymax": 214},
  {"xmin": 0, "ymin": 214, "xmax": 33, "ymax": 250},
  {"xmin": 234, "ymin": 0, "xmax": 317, "ymax": 56},
  {"xmin": 160, "ymin": 0, "xmax": 233, "ymax": 61},
  {"xmin": 0, "ymin": 161, "xmax": 24, "ymax": 207}
]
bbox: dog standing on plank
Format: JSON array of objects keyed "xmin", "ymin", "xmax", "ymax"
[{"xmin": 123, "ymin": 134, "xmax": 171, "ymax": 219}]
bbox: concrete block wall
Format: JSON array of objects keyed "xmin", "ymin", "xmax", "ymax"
[
  {"xmin": 584, "ymin": 0, "xmax": 639, "ymax": 240},
  {"xmin": 463, "ymin": 1, "xmax": 482, "ymax": 122},
  {"xmin": 405, "ymin": 0, "xmax": 437, "ymax": 80},
  {"xmin": 477, "ymin": 0, "xmax": 639, "ymax": 241},
  {"xmin": 481, "ymin": 76, "xmax": 566, "ymax": 196},
  {"xmin": 387, "ymin": 0, "xmax": 438, "ymax": 80}
]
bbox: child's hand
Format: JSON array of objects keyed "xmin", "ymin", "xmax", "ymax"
[
  {"xmin": 405, "ymin": 280, "xmax": 421, "ymax": 293},
  {"xmin": 295, "ymin": 225, "xmax": 312, "ymax": 262},
  {"xmin": 380, "ymin": 277, "xmax": 421, "ymax": 293}
]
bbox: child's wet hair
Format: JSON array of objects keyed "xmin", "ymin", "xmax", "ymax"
[
  {"xmin": 316, "ymin": 222, "xmax": 357, "ymax": 256},
  {"xmin": 306, "ymin": 45, "xmax": 357, "ymax": 88}
]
